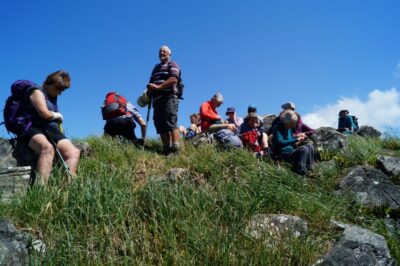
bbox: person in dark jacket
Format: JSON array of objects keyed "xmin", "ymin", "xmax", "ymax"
[
  {"xmin": 271, "ymin": 110, "xmax": 315, "ymax": 176},
  {"xmin": 21, "ymin": 70, "xmax": 80, "ymax": 186}
]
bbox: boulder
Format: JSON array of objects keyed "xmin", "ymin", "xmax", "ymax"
[
  {"xmin": 246, "ymin": 214, "xmax": 308, "ymax": 239},
  {"xmin": 0, "ymin": 138, "xmax": 35, "ymax": 169},
  {"xmin": 0, "ymin": 166, "xmax": 31, "ymax": 203},
  {"xmin": 315, "ymin": 223, "xmax": 396, "ymax": 266},
  {"xmin": 165, "ymin": 168, "xmax": 189, "ymax": 182},
  {"xmin": 334, "ymin": 166, "xmax": 400, "ymax": 211},
  {"xmin": 0, "ymin": 219, "xmax": 30, "ymax": 265},
  {"xmin": 315, "ymin": 127, "xmax": 347, "ymax": 151},
  {"xmin": 357, "ymin": 126, "xmax": 382, "ymax": 139},
  {"xmin": 74, "ymin": 142, "xmax": 93, "ymax": 157},
  {"xmin": 377, "ymin": 155, "xmax": 400, "ymax": 178},
  {"xmin": 260, "ymin": 114, "xmax": 277, "ymax": 133}
]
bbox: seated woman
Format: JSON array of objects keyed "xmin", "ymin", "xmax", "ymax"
[
  {"xmin": 240, "ymin": 112, "xmax": 269, "ymax": 155},
  {"xmin": 271, "ymin": 110, "xmax": 315, "ymax": 176},
  {"xmin": 20, "ymin": 70, "xmax": 80, "ymax": 186}
]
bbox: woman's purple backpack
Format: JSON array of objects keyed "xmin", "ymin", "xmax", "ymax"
[{"xmin": 3, "ymin": 80, "xmax": 36, "ymax": 135}]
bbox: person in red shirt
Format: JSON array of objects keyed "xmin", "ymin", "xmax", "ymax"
[{"xmin": 199, "ymin": 93, "xmax": 236, "ymax": 133}]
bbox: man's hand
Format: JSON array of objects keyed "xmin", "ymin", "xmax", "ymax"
[
  {"xmin": 147, "ymin": 83, "xmax": 159, "ymax": 91},
  {"xmin": 227, "ymin": 124, "xmax": 236, "ymax": 132}
]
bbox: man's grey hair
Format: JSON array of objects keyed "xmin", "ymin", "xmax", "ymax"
[{"xmin": 160, "ymin": 45, "xmax": 172, "ymax": 55}]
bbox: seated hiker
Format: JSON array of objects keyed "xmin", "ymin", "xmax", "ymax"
[
  {"xmin": 199, "ymin": 93, "xmax": 236, "ymax": 133},
  {"xmin": 271, "ymin": 110, "xmax": 316, "ymax": 176},
  {"xmin": 187, "ymin": 113, "xmax": 202, "ymax": 138},
  {"xmin": 225, "ymin": 107, "xmax": 243, "ymax": 134},
  {"xmin": 240, "ymin": 112, "xmax": 269, "ymax": 155},
  {"xmin": 269, "ymin": 102, "xmax": 316, "ymax": 142},
  {"xmin": 178, "ymin": 113, "xmax": 201, "ymax": 138},
  {"xmin": 18, "ymin": 70, "xmax": 80, "ymax": 186},
  {"xmin": 337, "ymin": 110, "xmax": 358, "ymax": 135},
  {"xmin": 247, "ymin": 104, "xmax": 265, "ymax": 133},
  {"xmin": 104, "ymin": 100, "xmax": 146, "ymax": 145}
]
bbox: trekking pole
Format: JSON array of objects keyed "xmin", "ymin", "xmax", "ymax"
[
  {"xmin": 143, "ymin": 94, "xmax": 153, "ymax": 149},
  {"xmin": 45, "ymin": 129, "xmax": 73, "ymax": 181}
]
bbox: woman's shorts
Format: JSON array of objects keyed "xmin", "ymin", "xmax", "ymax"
[{"xmin": 19, "ymin": 126, "xmax": 67, "ymax": 145}]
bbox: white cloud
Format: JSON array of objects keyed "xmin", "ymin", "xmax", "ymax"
[{"xmin": 302, "ymin": 88, "xmax": 400, "ymax": 131}]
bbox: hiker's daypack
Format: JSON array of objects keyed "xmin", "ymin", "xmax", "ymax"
[
  {"xmin": 101, "ymin": 92, "xmax": 129, "ymax": 120},
  {"xmin": 350, "ymin": 115, "xmax": 359, "ymax": 131},
  {"xmin": 215, "ymin": 129, "xmax": 243, "ymax": 149},
  {"xmin": 240, "ymin": 129, "xmax": 261, "ymax": 152},
  {"xmin": 169, "ymin": 62, "xmax": 184, "ymax": 99},
  {"xmin": 3, "ymin": 80, "xmax": 36, "ymax": 135}
]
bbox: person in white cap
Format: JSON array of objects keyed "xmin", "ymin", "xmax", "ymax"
[{"xmin": 199, "ymin": 93, "xmax": 236, "ymax": 133}]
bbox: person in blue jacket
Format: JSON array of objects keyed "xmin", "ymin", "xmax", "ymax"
[{"xmin": 271, "ymin": 110, "xmax": 315, "ymax": 176}]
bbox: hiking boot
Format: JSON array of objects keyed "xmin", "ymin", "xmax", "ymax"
[
  {"xmin": 170, "ymin": 144, "xmax": 179, "ymax": 155},
  {"xmin": 163, "ymin": 145, "xmax": 170, "ymax": 156}
]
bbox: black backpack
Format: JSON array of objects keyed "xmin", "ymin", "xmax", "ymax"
[{"xmin": 169, "ymin": 62, "xmax": 184, "ymax": 99}]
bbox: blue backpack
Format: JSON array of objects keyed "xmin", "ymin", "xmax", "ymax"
[
  {"xmin": 215, "ymin": 129, "xmax": 243, "ymax": 149},
  {"xmin": 3, "ymin": 80, "xmax": 36, "ymax": 135}
]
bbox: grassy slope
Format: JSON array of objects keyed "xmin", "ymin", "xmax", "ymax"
[{"xmin": 1, "ymin": 136, "xmax": 400, "ymax": 265}]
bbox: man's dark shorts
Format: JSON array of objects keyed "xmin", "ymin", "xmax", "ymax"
[
  {"xmin": 153, "ymin": 95, "xmax": 179, "ymax": 134},
  {"xmin": 104, "ymin": 116, "xmax": 137, "ymax": 141},
  {"xmin": 19, "ymin": 126, "xmax": 67, "ymax": 145}
]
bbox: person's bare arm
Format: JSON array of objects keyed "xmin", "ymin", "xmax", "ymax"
[
  {"xmin": 29, "ymin": 90, "xmax": 54, "ymax": 120},
  {"xmin": 137, "ymin": 117, "xmax": 147, "ymax": 140}
]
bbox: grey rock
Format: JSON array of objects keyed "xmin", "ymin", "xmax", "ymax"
[
  {"xmin": 74, "ymin": 141, "xmax": 92, "ymax": 157},
  {"xmin": 335, "ymin": 166, "xmax": 400, "ymax": 211},
  {"xmin": 0, "ymin": 166, "xmax": 31, "ymax": 203},
  {"xmin": 377, "ymin": 155, "xmax": 400, "ymax": 178},
  {"xmin": 165, "ymin": 168, "xmax": 189, "ymax": 182},
  {"xmin": 357, "ymin": 125, "xmax": 382, "ymax": 139},
  {"xmin": 315, "ymin": 127, "xmax": 347, "ymax": 151},
  {"xmin": 0, "ymin": 138, "xmax": 35, "ymax": 169},
  {"xmin": 315, "ymin": 224, "xmax": 396, "ymax": 266},
  {"xmin": 0, "ymin": 219, "xmax": 30, "ymax": 265},
  {"xmin": 260, "ymin": 114, "xmax": 277, "ymax": 133},
  {"xmin": 246, "ymin": 214, "xmax": 308, "ymax": 239},
  {"xmin": 189, "ymin": 132, "xmax": 214, "ymax": 147}
]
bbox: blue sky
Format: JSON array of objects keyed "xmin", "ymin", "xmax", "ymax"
[{"xmin": 1, "ymin": 0, "xmax": 400, "ymax": 138}]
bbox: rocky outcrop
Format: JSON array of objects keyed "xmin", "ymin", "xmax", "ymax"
[
  {"xmin": 0, "ymin": 166, "xmax": 31, "ymax": 203},
  {"xmin": 0, "ymin": 138, "xmax": 35, "ymax": 169},
  {"xmin": 357, "ymin": 126, "xmax": 382, "ymax": 139},
  {"xmin": 0, "ymin": 219, "xmax": 30, "ymax": 265},
  {"xmin": 315, "ymin": 223, "xmax": 396, "ymax": 266},
  {"xmin": 377, "ymin": 155, "xmax": 400, "ymax": 179},
  {"xmin": 315, "ymin": 127, "xmax": 347, "ymax": 151},
  {"xmin": 334, "ymin": 166, "xmax": 400, "ymax": 211},
  {"xmin": 246, "ymin": 214, "xmax": 308, "ymax": 239}
]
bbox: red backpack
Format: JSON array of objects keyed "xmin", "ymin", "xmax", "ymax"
[
  {"xmin": 241, "ymin": 129, "xmax": 261, "ymax": 152},
  {"xmin": 101, "ymin": 92, "xmax": 128, "ymax": 120}
]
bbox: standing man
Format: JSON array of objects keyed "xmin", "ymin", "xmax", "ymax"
[{"xmin": 147, "ymin": 45, "xmax": 181, "ymax": 155}]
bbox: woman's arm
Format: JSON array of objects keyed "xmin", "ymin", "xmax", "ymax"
[{"xmin": 29, "ymin": 90, "xmax": 54, "ymax": 120}]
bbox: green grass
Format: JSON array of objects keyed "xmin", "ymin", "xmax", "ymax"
[{"xmin": 1, "ymin": 135, "xmax": 399, "ymax": 265}]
